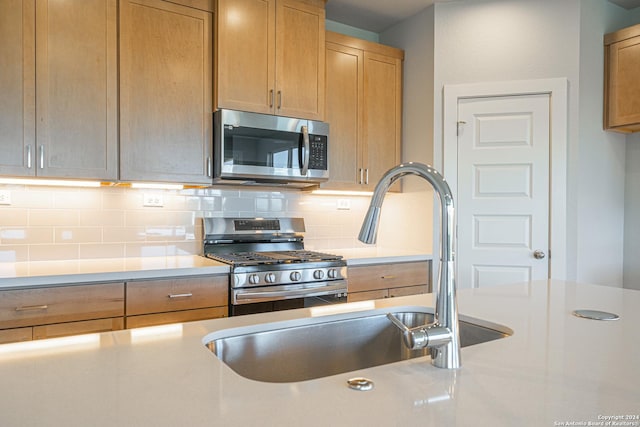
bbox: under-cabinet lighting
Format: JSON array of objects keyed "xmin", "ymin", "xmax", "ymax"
[
  {"xmin": 0, "ymin": 178, "xmax": 103, "ymax": 188},
  {"xmin": 130, "ymin": 182, "xmax": 184, "ymax": 190},
  {"xmin": 0, "ymin": 334, "xmax": 101, "ymax": 360},
  {"xmin": 310, "ymin": 300, "xmax": 376, "ymax": 317},
  {"xmin": 311, "ymin": 189, "xmax": 373, "ymax": 197},
  {"xmin": 130, "ymin": 323, "xmax": 183, "ymax": 343}
]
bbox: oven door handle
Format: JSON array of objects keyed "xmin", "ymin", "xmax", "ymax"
[{"xmin": 235, "ymin": 282, "xmax": 346, "ymax": 302}]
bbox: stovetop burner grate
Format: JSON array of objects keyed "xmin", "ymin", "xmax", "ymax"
[{"xmin": 206, "ymin": 250, "xmax": 343, "ymax": 266}]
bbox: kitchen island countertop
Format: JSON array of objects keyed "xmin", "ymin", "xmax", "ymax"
[{"xmin": 0, "ymin": 280, "xmax": 637, "ymax": 426}]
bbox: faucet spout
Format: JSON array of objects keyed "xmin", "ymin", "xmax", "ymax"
[{"xmin": 358, "ymin": 162, "xmax": 461, "ymax": 369}]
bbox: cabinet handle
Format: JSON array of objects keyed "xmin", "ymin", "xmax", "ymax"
[
  {"xmin": 15, "ymin": 304, "xmax": 48, "ymax": 312},
  {"xmin": 39, "ymin": 145, "xmax": 44, "ymax": 169},
  {"xmin": 381, "ymin": 275, "xmax": 396, "ymax": 279},
  {"xmin": 168, "ymin": 293, "xmax": 193, "ymax": 299},
  {"xmin": 359, "ymin": 168, "xmax": 364, "ymax": 184},
  {"xmin": 277, "ymin": 91, "xmax": 282, "ymax": 109},
  {"xmin": 269, "ymin": 89, "xmax": 274, "ymax": 108},
  {"xmin": 365, "ymin": 168, "xmax": 369, "ymax": 185},
  {"xmin": 206, "ymin": 157, "xmax": 212, "ymax": 177},
  {"xmin": 26, "ymin": 145, "xmax": 32, "ymax": 169}
]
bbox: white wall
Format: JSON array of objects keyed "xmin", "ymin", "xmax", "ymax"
[
  {"xmin": 622, "ymin": 9, "xmax": 640, "ymax": 290},
  {"xmin": 576, "ymin": 0, "xmax": 629, "ymax": 286},
  {"xmin": 624, "ymin": 134, "xmax": 640, "ymax": 290},
  {"xmin": 378, "ymin": 0, "xmax": 634, "ymax": 286},
  {"xmin": 375, "ymin": 6, "xmax": 436, "ymax": 253}
]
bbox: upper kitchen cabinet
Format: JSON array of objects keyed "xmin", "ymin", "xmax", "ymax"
[
  {"xmin": 119, "ymin": 0, "xmax": 214, "ymax": 184},
  {"xmin": 0, "ymin": 0, "xmax": 118, "ymax": 180},
  {"xmin": 323, "ymin": 32, "xmax": 403, "ymax": 191},
  {"xmin": 604, "ymin": 23, "xmax": 640, "ymax": 133},
  {"xmin": 216, "ymin": 0, "xmax": 326, "ymax": 120}
]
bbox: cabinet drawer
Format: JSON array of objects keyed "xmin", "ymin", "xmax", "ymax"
[
  {"xmin": 0, "ymin": 327, "xmax": 33, "ymax": 344},
  {"xmin": 348, "ymin": 261, "xmax": 430, "ymax": 293},
  {"xmin": 126, "ymin": 307, "xmax": 227, "ymax": 329},
  {"xmin": 347, "ymin": 289, "xmax": 387, "ymax": 303},
  {"xmin": 33, "ymin": 317, "xmax": 124, "ymax": 340},
  {"xmin": 126, "ymin": 276, "xmax": 228, "ymax": 315},
  {"xmin": 388, "ymin": 284, "xmax": 429, "ymax": 298},
  {"xmin": 0, "ymin": 283, "xmax": 125, "ymax": 329}
]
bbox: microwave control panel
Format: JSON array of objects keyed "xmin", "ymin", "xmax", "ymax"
[{"xmin": 308, "ymin": 135, "xmax": 328, "ymax": 170}]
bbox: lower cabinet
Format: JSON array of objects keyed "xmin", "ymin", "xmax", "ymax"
[
  {"xmin": 347, "ymin": 261, "xmax": 431, "ymax": 303},
  {"xmin": 0, "ymin": 282, "xmax": 125, "ymax": 344},
  {"xmin": 125, "ymin": 276, "xmax": 228, "ymax": 328},
  {"xmin": 0, "ymin": 275, "xmax": 229, "ymax": 344}
]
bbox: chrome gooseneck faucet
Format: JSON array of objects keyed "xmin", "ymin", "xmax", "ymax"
[{"xmin": 358, "ymin": 162, "xmax": 461, "ymax": 369}]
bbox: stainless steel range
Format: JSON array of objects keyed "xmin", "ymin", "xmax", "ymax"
[{"xmin": 202, "ymin": 217, "xmax": 347, "ymax": 316}]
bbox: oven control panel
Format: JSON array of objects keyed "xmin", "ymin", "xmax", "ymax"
[{"xmin": 233, "ymin": 265, "xmax": 347, "ymax": 288}]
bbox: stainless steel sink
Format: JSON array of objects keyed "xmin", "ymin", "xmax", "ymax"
[{"xmin": 203, "ymin": 306, "xmax": 512, "ymax": 383}]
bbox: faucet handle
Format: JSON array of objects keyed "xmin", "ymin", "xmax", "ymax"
[{"xmin": 386, "ymin": 313, "xmax": 452, "ymax": 350}]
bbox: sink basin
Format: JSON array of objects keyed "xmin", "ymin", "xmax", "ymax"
[{"xmin": 203, "ymin": 306, "xmax": 512, "ymax": 383}]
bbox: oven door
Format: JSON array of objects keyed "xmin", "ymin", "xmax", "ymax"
[{"xmin": 230, "ymin": 280, "xmax": 347, "ymax": 316}]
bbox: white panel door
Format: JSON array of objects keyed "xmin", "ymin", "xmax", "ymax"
[{"xmin": 457, "ymin": 94, "xmax": 550, "ymax": 288}]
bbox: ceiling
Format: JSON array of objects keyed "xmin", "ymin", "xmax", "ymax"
[{"xmin": 325, "ymin": 0, "xmax": 640, "ymax": 33}]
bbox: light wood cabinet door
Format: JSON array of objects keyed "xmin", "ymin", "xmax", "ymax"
[
  {"xmin": 605, "ymin": 24, "xmax": 640, "ymax": 133},
  {"xmin": 0, "ymin": 0, "xmax": 35, "ymax": 176},
  {"xmin": 216, "ymin": 0, "xmax": 325, "ymax": 120},
  {"xmin": 0, "ymin": 283, "xmax": 125, "ymax": 329},
  {"xmin": 274, "ymin": 0, "xmax": 325, "ymax": 120},
  {"xmin": 324, "ymin": 41, "xmax": 362, "ymax": 189},
  {"xmin": 217, "ymin": 0, "xmax": 275, "ymax": 114},
  {"xmin": 0, "ymin": 0, "xmax": 117, "ymax": 179},
  {"xmin": 33, "ymin": 317, "xmax": 124, "ymax": 340},
  {"xmin": 126, "ymin": 307, "xmax": 227, "ymax": 329},
  {"xmin": 388, "ymin": 284, "xmax": 429, "ymax": 298},
  {"xmin": 347, "ymin": 289, "xmax": 387, "ymax": 303},
  {"xmin": 120, "ymin": 0, "xmax": 214, "ymax": 184},
  {"xmin": 36, "ymin": 0, "xmax": 118, "ymax": 180},
  {"xmin": 362, "ymin": 51, "xmax": 402, "ymax": 190},
  {"xmin": 0, "ymin": 327, "xmax": 32, "ymax": 345},
  {"xmin": 126, "ymin": 276, "xmax": 228, "ymax": 316},
  {"xmin": 322, "ymin": 32, "xmax": 403, "ymax": 191}
]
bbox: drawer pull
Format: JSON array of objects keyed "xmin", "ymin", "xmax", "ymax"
[
  {"xmin": 15, "ymin": 304, "xmax": 49, "ymax": 312},
  {"xmin": 168, "ymin": 293, "xmax": 193, "ymax": 299},
  {"xmin": 381, "ymin": 275, "xmax": 396, "ymax": 279}
]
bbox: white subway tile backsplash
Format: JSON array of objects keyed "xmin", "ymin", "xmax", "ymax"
[
  {"xmin": 0, "ymin": 208, "xmax": 28, "ymax": 227},
  {"xmin": 29, "ymin": 244, "xmax": 79, "ymax": 261},
  {"xmin": 29, "ymin": 209, "xmax": 80, "ymax": 227},
  {"xmin": 0, "ymin": 184, "xmax": 372, "ymax": 261},
  {"xmin": 0, "ymin": 245, "xmax": 29, "ymax": 262}
]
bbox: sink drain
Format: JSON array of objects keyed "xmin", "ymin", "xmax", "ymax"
[
  {"xmin": 347, "ymin": 377, "xmax": 374, "ymax": 391},
  {"xmin": 572, "ymin": 309, "xmax": 620, "ymax": 321}
]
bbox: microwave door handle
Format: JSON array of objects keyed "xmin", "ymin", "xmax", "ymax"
[{"xmin": 301, "ymin": 125, "xmax": 310, "ymax": 176}]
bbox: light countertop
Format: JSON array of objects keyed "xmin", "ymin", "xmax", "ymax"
[
  {"xmin": 330, "ymin": 247, "xmax": 432, "ymax": 265},
  {"xmin": 0, "ymin": 280, "xmax": 637, "ymax": 426},
  {"xmin": 0, "ymin": 256, "xmax": 229, "ymax": 290},
  {"xmin": 0, "ymin": 249, "xmax": 432, "ymax": 290}
]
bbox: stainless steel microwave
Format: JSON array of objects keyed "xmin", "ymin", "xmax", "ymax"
[{"xmin": 213, "ymin": 109, "xmax": 329, "ymax": 187}]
